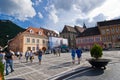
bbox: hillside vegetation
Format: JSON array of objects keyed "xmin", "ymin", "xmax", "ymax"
[{"xmin": 0, "ymin": 20, "xmax": 25, "ymax": 47}]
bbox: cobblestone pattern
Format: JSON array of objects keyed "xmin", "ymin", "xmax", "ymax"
[{"xmin": 5, "ymin": 51, "xmax": 120, "ymax": 80}]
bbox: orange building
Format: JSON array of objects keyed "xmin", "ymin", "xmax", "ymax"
[
  {"xmin": 8, "ymin": 27, "xmax": 48, "ymax": 54},
  {"xmin": 98, "ymin": 19, "xmax": 120, "ymax": 48}
]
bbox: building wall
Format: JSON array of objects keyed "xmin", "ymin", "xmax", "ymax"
[
  {"xmin": 9, "ymin": 29, "xmax": 48, "ymax": 55},
  {"xmin": 76, "ymin": 35, "xmax": 103, "ymax": 49},
  {"xmin": 60, "ymin": 32, "xmax": 77, "ymax": 48},
  {"xmin": 23, "ymin": 34, "xmax": 48, "ymax": 54},
  {"xmin": 98, "ymin": 24, "xmax": 120, "ymax": 48},
  {"xmin": 8, "ymin": 33, "xmax": 23, "ymax": 53}
]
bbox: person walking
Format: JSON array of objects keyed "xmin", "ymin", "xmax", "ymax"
[
  {"xmin": 71, "ymin": 48, "xmax": 76, "ymax": 64},
  {"xmin": 37, "ymin": 49, "xmax": 43, "ymax": 65},
  {"xmin": 25, "ymin": 50, "xmax": 30, "ymax": 63},
  {"xmin": 76, "ymin": 48, "xmax": 82, "ymax": 64},
  {"xmin": 58, "ymin": 48, "xmax": 61, "ymax": 56},
  {"xmin": 19, "ymin": 52, "xmax": 23, "ymax": 63},
  {"xmin": 29, "ymin": 50, "xmax": 34, "ymax": 63},
  {"xmin": 5, "ymin": 48, "xmax": 14, "ymax": 75}
]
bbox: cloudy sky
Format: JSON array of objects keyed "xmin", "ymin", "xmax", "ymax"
[{"xmin": 0, "ymin": 0, "xmax": 120, "ymax": 32}]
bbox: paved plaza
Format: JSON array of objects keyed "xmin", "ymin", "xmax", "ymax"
[
  {"xmin": 5, "ymin": 50, "xmax": 120, "ymax": 80},
  {"xmin": 5, "ymin": 52, "xmax": 89, "ymax": 80}
]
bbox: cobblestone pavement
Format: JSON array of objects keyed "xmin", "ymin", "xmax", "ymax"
[
  {"xmin": 5, "ymin": 52, "xmax": 90, "ymax": 80},
  {"xmin": 5, "ymin": 51, "xmax": 120, "ymax": 80},
  {"xmin": 62, "ymin": 50, "xmax": 120, "ymax": 80}
]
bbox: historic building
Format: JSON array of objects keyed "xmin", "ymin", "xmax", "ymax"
[
  {"xmin": 8, "ymin": 27, "xmax": 48, "ymax": 54},
  {"xmin": 40, "ymin": 27, "xmax": 59, "ymax": 37},
  {"xmin": 76, "ymin": 27, "xmax": 102, "ymax": 50},
  {"xmin": 97, "ymin": 19, "xmax": 120, "ymax": 48},
  {"xmin": 60, "ymin": 25, "xmax": 85, "ymax": 48}
]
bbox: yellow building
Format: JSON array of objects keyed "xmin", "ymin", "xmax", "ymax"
[
  {"xmin": 98, "ymin": 19, "xmax": 120, "ymax": 48},
  {"xmin": 8, "ymin": 27, "xmax": 48, "ymax": 54}
]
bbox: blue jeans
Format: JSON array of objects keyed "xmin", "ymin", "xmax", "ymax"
[{"xmin": 6, "ymin": 59, "xmax": 14, "ymax": 74}]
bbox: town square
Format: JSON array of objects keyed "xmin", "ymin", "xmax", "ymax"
[{"xmin": 1, "ymin": 0, "xmax": 120, "ymax": 80}]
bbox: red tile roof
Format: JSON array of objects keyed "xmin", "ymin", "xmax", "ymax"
[{"xmin": 24, "ymin": 27, "xmax": 46, "ymax": 36}]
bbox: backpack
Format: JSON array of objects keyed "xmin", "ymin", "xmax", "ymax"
[
  {"xmin": 38, "ymin": 50, "xmax": 42, "ymax": 56},
  {"xmin": 5, "ymin": 52, "xmax": 13, "ymax": 59}
]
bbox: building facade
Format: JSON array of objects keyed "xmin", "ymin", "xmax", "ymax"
[
  {"xmin": 76, "ymin": 27, "xmax": 103, "ymax": 50},
  {"xmin": 8, "ymin": 27, "xmax": 48, "ymax": 54},
  {"xmin": 60, "ymin": 25, "xmax": 77, "ymax": 48},
  {"xmin": 40, "ymin": 28, "xmax": 59, "ymax": 37},
  {"xmin": 97, "ymin": 19, "xmax": 120, "ymax": 48}
]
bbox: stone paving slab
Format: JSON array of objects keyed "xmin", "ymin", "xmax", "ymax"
[
  {"xmin": 54, "ymin": 51, "xmax": 120, "ymax": 80},
  {"xmin": 5, "ymin": 51, "xmax": 120, "ymax": 80},
  {"xmin": 5, "ymin": 53, "xmax": 88, "ymax": 80}
]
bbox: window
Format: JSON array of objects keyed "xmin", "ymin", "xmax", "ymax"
[
  {"xmin": 29, "ymin": 29, "xmax": 34, "ymax": 33},
  {"xmin": 32, "ymin": 39, "xmax": 35, "ymax": 43},
  {"xmin": 37, "ymin": 39, "xmax": 39, "ymax": 43},
  {"xmin": 26, "ymin": 38, "xmax": 30, "ymax": 43},
  {"xmin": 32, "ymin": 47, "xmax": 35, "ymax": 51},
  {"xmin": 95, "ymin": 37, "xmax": 100, "ymax": 42},
  {"xmin": 38, "ymin": 31, "xmax": 42, "ymax": 35},
  {"xmin": 112, "ymin": 35, "xmax": 115, "ymax": 40},
  {"xmin": 43, "ymin": 40, "xmax": 45, "ymax": 44},
  {"xmin": 106, "ymin": 29, "xmax": 110, "ymax": 34},
  {"xmin": 116, "ymin": 27, "xmax": 119, "ymax": 33},
  {"xmin": 78, "ymin": 39, "xmax": 81, "ymax": 43},
  {"xmin": 101, "ymin": 30, "xmax": 105, "ymax": 35},
  {"xmin": 111, "ymin": 28, "xmax": 115, "ymax": 33},
  {"xmin": 89, "ymin": 38, "xmax": 94, "ymax": 42}
]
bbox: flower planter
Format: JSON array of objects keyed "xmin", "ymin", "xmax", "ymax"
[{"xmin": 87, "ymin": 58, "xmax": 111, "ymax": 69}]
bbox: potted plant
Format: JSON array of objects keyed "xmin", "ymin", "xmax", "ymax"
[
  {"xmin": 0, "ymin": 62, "xmax": 4, "ymax": 80},
  {"xmin": 87, "ymin": 44, "xmax": 110, "ymax": 69}
]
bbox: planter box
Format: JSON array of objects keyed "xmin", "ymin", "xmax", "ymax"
[{"xmin": 87, "ymin": 59, "xmax": 111, "ymax": 69}]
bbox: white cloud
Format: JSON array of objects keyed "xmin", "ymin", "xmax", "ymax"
[
  {"xmin": 34, "ymin": 0, "xmax": 42, "ymax": 6},
  {"xmin": 46, "ymin": 5, "xmax": 59, "ymax": 24},
  {"xmin": 89, "ymin": 0, "xmax": 120, "ymax": 21},
  {"xmin": 45, "ymin": 0, "xmax": 106, "ymax": 30},
  {"xmin": 38, "ymin": 12, "xmax": 43, "ymax": 18},
  {"xmin": 74, "ymin": 0, "xmax": 105, "ymax": 13},
  {"xmin": 50, "ymin": 0, "xmax": 74, "ymax": 11},
  {"xmin": 0, "ymin": 0, "xmax": 36, "ymax": 21}
]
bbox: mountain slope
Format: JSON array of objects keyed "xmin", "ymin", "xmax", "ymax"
[{"xmin": 0, "ymin": 20, "xmax": 25, "ymax": 47}]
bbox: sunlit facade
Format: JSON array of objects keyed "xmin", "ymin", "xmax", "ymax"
[{"xmin": 8, "ymin": 27, "xmax": 48, "ymax": 54}]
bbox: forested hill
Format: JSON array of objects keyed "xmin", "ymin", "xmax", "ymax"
[{"xmin": 0, "ymin": 20, "xmax": 25, "ymax": 47}]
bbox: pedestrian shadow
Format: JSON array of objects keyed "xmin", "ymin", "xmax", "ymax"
[
  {"xmin": 48, "ymin": 62, "xmax": 72, "ymax": 70},
  {"xmin": 81, "ymin": 68, "xmax": 104, "ymax": 76},
  {"xmin": 56, "ymin": 67, "xmax": 104, "ymax": 80},
  {"xmin": 6, "ymin": 78, "xmax": 25, "ymax": 80}
]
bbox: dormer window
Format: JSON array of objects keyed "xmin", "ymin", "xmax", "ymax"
[
  {"xmin": 38, "ymin": 31, "xmax": 42, "ymax": 35},
  {"xmin": 29, "ymin": 29, "xmax": 34, "ymax": 33}
]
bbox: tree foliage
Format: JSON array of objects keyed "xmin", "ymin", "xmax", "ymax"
[{"xmin": 90, "ymin": 44, "xmax": 103, "ymax": 59}]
